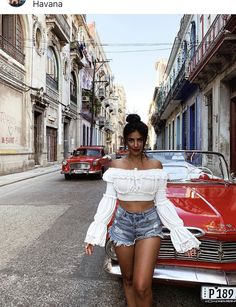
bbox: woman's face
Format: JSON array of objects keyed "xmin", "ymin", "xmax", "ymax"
[{"xmin": 126, "ymin": 130, "xmax": 145, "ymax": 157}]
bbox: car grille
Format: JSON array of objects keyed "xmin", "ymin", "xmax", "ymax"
[
  {"xmin": 70, "ymin": 162, "xmax": 90, "ymax": 170},
  {"xmin": 106, "ymin": 226, "xmax": 236, "ymax": 264},
  {"xmin": 159, "ymin": 238, "xmax": 236, "ymax": 263}
]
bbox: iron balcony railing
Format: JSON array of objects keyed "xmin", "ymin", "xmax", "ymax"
[
  {"xmin": 70, "ymin": 94, "xmax": 77, "ymax": 104},
  {"xmin": 189, "ymin": 14, "xmax": 230, "ymax": 77},
  {"xmin": 156, "ymin": 57, "xmax": 190, "ymax": 114},
  {"xmin": 46, "ymin": 73, "xmax": 58, "ymax": 91},
  {"xmin": 0, "ymin": 34, "xmax": 25, "ymax": 65}
]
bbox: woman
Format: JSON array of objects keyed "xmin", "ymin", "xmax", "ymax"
[{"xmin": 84, "ymin": 114, "xmax": 200, "ymax": 307}]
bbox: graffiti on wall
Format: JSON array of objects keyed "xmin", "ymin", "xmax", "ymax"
[{"xmin": 0, "ymin": 112, "xmax": 21, "ymax": 145}]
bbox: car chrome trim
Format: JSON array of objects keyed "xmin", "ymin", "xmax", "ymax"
[
  {"xmin": 104, "ymin": 257, "xmax": 236, "ymax": 285},
  {"xmin": 162, "ymin": 226, "xmax": 205, "ymax": 238},
  {"xmin": 106, "ymin": 236, "xmax": 236, "ymax": 263}
]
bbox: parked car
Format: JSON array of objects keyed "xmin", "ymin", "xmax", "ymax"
[
  {"xmin": 61, "ymin": 146, "xmax": 111, "ymax": 180},
  {"xmin": 115, "ymin": 146, "xmax": 129, "ymax": 159},
  {"xmin": 104, "ymin": 150, "xmax": 236, "ymax": 303}
]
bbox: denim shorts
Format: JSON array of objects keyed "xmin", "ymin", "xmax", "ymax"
[{"xmin": 109, "ymin": 205, "xmax": 164, "ymax": 246}]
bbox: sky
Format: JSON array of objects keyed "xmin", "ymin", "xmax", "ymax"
[{"xmin": 87, "ymin": 14, "xmax": 182, "ymax": 124}]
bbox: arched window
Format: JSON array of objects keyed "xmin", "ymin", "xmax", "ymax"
[
  {"xmin": 70, "ymin": 71, "xmax": 77, "ymax": 104},
  {"xmin": 46, "ymin": 47, "xmax": 58, "ymax": 90},
  {"xmin": 1, "ymin": 15, "xmax": 25, "ymax": 64}
]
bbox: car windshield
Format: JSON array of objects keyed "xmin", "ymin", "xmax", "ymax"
[
  {"xmin": 146, "ymin": 150, "xmax": 229, "ymax": 182},
  {"xmin": 74, "ymin": 149, "xmax": 101, "ymax": 157}
]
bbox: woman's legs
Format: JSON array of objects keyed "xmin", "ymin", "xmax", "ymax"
[
  {"xmin": 133, "ymin": 237, "xmax": 161, "ymax": 307},
  {"xmin": 115, "ymin": 245, "xmax": 136, "ymax": 307},
  {"xmin": 115, "ymin": 237, "xmax": 161, "ymax": 307}
]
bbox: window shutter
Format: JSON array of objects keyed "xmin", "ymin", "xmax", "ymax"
[{"xmin": 2, "ymin": 15, "xmax": 15, "ymax": 44}]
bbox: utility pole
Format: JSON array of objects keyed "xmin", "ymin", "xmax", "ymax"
[
  {"xmin": 89, "ymin": 59, "xmax": 96, "ymax": 146},
  {"xmin": 89, "ymin": 59, "xmax": 110, "ymax": 146}
]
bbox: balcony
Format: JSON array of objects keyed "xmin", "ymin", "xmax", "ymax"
[
  {"xmin": 46, "ymin": 15, "xmax": 70, "ymax": 45},
  {"xmin": 81, "ymin": 97, "xmax": 91, "ymax": 112},
  {"xmin": 0, "ymin": 34, "xmax": 25, "ymax": 65},
  {"xmin": 189, "ymin": 15, "xmax": 236, "ymax": 85},
  {"xmin": 46, "ymin": 73, "xmax": 58, "ymax": 91},
  {"xmin": 70, "ymin": 94, "xmax": 77, "ymax": 104},
  {"xmin": 70, "ymin": 41, "xmax": 84, "ymax": 69},
  {"xmin": 98, "ymin": 116, "xmax": 105, "ymax": 129},
  {"xmin": 151, "ymin": 113, "xmax": 166, "ymax": 135},
  {"xmin": 98, "ymin": 88, "xmax": 106, "ymax": 100},
  {"xmin": 156, "ymin": 60, "xmax": 197, "ymax": 119},
  {"xmin": 104, "ymin": 120, "xmax": 114, "ymax": 133}
]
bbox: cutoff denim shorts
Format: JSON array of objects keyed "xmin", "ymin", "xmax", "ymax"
[{"xmin": 109, "ymin": 205, "xmax": 164, "ymax": 246}]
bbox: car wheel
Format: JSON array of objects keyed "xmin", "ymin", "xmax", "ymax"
[
  {"xmin": 64, "ymin": 174, "xmax": 71, "ymax": 180},
  {"xmin": 97, "ymin": 168, "xmax": 104, "ymax": 180}
]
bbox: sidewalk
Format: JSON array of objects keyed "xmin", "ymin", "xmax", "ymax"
[{"xmin": 0, "ymin": 164, "xmax": 61, "ymax": 187}]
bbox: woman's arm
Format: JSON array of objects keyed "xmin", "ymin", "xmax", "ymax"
[
  {"xmin": 154, "ymin": 173, "xmax": 201, "ymax": 254},
  {"xmin": 84, "ymin": 169, "xmax": 117, "ymax": 254}
]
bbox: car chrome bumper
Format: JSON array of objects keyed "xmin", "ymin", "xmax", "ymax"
[
  {"xmin": 104, "ymin": 257, "xmax": 236, "ymax": 285},
  {"xmin": 61, "ymin": 170, "xmax": 101, "ymax": 175}
]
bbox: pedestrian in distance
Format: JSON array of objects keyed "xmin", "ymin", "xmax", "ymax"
[{"xmin": 84, "ymin": 113, "xmax": 200, "ymax": 307}]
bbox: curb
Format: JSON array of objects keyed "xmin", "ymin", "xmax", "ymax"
[{"xmin": 0, "ymin": 167, "xmax": 61, "ymax": 188}]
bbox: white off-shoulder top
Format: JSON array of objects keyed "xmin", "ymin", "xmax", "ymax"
[{"xmin": 84, "ymin": 167, "xmax": 201, "ymax": 253}]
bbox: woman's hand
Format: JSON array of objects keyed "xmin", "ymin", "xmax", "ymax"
[
  {"xmin": 85, "ymin": 243, "xmax": 94, "ymax": 255},
  {"xmin": 185, "ymin": 248, "xmax": 197, "ymax": 257}
]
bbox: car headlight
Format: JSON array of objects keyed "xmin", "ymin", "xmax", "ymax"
[
  {"xmin": 62, "ymin": 161, "xmax": 68, "ymax": 166},
  {"xmin": 92, "ymin": 159, "xmax": 99, "ymax": 166}
]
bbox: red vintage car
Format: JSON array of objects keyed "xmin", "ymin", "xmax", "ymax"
[
  {"xmin": 115, "ymin": 146, "xmax": 129, "ymax": 159},
  {"xmin": 104, "ymin": 150, "xmax": 236, "ymax": 303},
  {"xmin": 61, "ymin": 146, "xmax": 111, "ymax": 180}
]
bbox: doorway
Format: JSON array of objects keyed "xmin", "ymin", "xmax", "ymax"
[
  {"xmin": 34, "ymin": 111, "xmax": 42, "ymax": 165},
  {"xmin": 46, "ymin": 127, "xmax": 57, "ymax": 162}
]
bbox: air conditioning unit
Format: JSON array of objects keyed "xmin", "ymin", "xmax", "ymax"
[{"xmin": 82, "ymin": 96, "xmax": 90, "ymax": 102}]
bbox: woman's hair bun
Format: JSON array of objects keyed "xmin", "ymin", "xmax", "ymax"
[{"xmin": 126, "ymin": 114, "xmax": 141, "ymax": 124}]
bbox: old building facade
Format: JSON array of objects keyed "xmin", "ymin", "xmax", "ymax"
[
  {"xmin": 151, "ymin": 14, "xmax": 236, "ymax": 173},
  {"xmin": 0, "ymin": 14, "xmax": 126, "ymax": 175}
]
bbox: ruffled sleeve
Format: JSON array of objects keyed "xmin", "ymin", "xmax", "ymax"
[
  {"xmin": 84, "ymin": 169, "xmax": 117, "ymax": 247},
  {"xmin": 154, "ymin": 172, "xmax": 201, "ymax": 253}
]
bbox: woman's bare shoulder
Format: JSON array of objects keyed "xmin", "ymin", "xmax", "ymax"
[
  {"xmin": 109, "ymin": 158, "xmax": 127, "ymax": 169},
  {"xmin": 148, "ymin": 158, "xmax": 163, "ymax": 170}
]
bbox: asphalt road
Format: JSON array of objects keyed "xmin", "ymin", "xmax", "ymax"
[{"xmin": 0, "ymin": 171, "xmax": 234, "ymax": 307}]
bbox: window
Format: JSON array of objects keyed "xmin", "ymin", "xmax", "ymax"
[
  {"xmin": 47, "ymin": 47, "xmax": 58, "ymax": 80},
  {"xmin": 35, "ymin": 28, "xmax": 42, "ymax": 51},
  {"xmin": 46, "ymin": 47, "xmax": 58, "ymax": 90},
  {"xmin": 0, "ymin": 15, "xmax": 25, "ymax": 64},
  {"xmin": 190, "ymin": 21, "xmax": 196, "ymax": 58},
  {"xmin": 70, "ymin": 72, "xmax": 77, "ymax": 104}
]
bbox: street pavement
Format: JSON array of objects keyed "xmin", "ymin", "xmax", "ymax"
[{"xmin": 0, "ymin": 164, "xmax": 61, "ymax": 187}]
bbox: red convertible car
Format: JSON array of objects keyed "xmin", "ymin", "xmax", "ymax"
[{"xmin": 104, "ymin": 150, "xmax": 236, "ymax": 303}]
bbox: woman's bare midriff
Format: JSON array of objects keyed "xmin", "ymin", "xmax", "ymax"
[{"xmin": 118, "ymin": 200, "xmax": 155, "ymax": 213}]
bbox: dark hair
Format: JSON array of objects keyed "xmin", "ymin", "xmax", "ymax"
[{"xmin": 123, "ymin": 114, "xmax": 148, "ymax": 147}]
